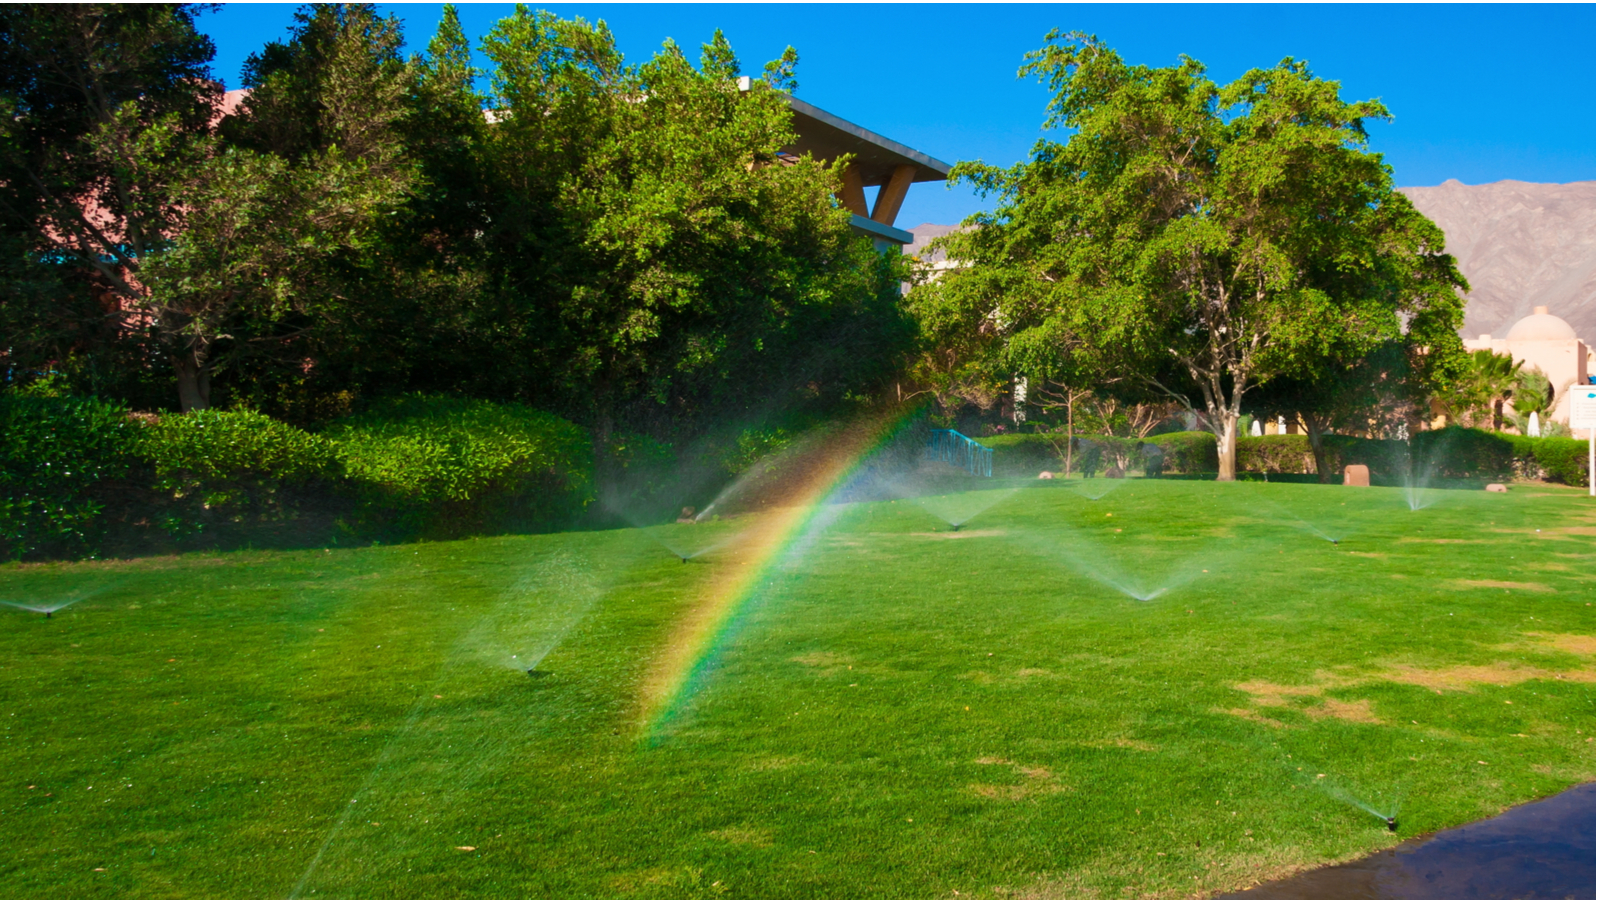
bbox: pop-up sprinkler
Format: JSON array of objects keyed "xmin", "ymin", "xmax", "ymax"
[
  {"xmin": 527, "ymin": 669, "xmax": 550, "ymax": 679},
  {"xmin": 1386, "ymin": 817, "xmax": 1398, "ymax": 832}
]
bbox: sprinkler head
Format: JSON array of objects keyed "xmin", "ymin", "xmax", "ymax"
[
  {"xmin": 44, "ymin": 611, "xmax": 51, "ymax": 619},
  {"xmin": 952, "ymin": 523, "xmax": 962, "ymax": 531},
  {"xmin": 1386, "ymin": 817, "xmax": 1397, "ymax": 832},
  {"xmin": 526, "ymin": 669, "xmax": 550, "ymax": 679},
  {"xmin": 681, "ymin": 556, "xmax": 689, "ymax": 564}
]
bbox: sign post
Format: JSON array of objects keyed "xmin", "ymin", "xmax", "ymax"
[{"xmin": 1569, "ymin": 385, "xmax": 1597, "ymax": 496}]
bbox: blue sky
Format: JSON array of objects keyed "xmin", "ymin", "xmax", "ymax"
[{"xmin": 199, "ymin": 3, "xmax": 1596, "ymax": 229}]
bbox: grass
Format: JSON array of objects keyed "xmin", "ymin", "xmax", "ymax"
[{"xmin": 0, "ymin": 477, "xmax": 1592, "ymax": 898}]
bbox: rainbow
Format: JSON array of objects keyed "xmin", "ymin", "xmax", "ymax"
[{"xmin": 635, "ymin": 410, "xmax": 917, "ymax": 737}]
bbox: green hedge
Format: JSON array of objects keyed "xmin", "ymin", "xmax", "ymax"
[
  {"xmin": 976, "ymin": 432, "xmax": 1217, "ymax": 477},
  {"xmin": 1144, "ymin": 432, "xmax": 1219, "ymax": 475},
  {"xmin": 1229, "ymin": 427, "xmax": 1589, "ymax": 488},
  {"xmin": 0, "ymin": 392, "xmax": 597, "ymax": 558},
  {"xmin": 326, "ymin": 395, "xmax": 594, "ymax": 537},
  {"xmin": 0, "ymin": 391, "xmax": 136, "ymax": 559},
  {"xmin": 976, "ymin": 434, "xmax": 1064, "ymax": 477},
  {"xmin": 1507, "ymin": 435, "xmax": 1590, "ymax": 487},
  {"xmin": 136, "ymin": 409, "xmax": 339, "ymax": 530}
]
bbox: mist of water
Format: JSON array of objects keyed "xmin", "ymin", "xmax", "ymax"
[
  {"xmin": 1, "ymin": 598, "xmax": 82, "ymax": 617},
  {"xmin": 287, "ymin": 547, "xmax": 630, "ymax": 897},
  {"xmin": 1072, "ymin": 477, "xmax": 1125, "ymax": 501},
  {"xmin": 1257, "ymin": 497, "xmax": 1346, "ymax": 544}
]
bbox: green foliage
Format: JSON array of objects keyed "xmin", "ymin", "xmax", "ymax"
[
  {"xmin": 1410, "ymin": 426, "xmax": 1513, "ymax": 481},
  {"xmin": 914, "ymin": 32, "xmax": 1465, "ymax": 480},
  {"xmin": 1237, "ymin": 435, "xmax": 1317, "ymax": 475},
  {"xmin": 1144, "ymin": 432, "xmax": 1220, "ymax": 475},
  {"xmin": 0, "ymin": 390, "xmax": 135, "ymax": 558},
  {"xmin": 1439, "ymin": 350, "xmax": 1520, "ymax": 428},
  {"xmin": 134, "ymin": 409, "xmax": 338, "ymax": 521},
  {"xmin": 976, "ymin": 434, "xmax": 1064, "ymax": 477},
  {"xmin": 327, "ymin": 395, "xmax": 594, "ymax": 536},
  {"xmin": 1508, "ymin": 435, "xmax": 1590, "ymax": 487},
  {"xmin": 724, "ymin": 427, "xmax": 796, "ymax": 476}
]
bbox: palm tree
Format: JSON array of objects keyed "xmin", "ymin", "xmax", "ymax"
[
  {"xmin": 1443, "ymin": 350, "xmax": 1520, "ymax": 429},
  {"xmin": 1510, "ymin": 369, "xmax": 1555, "ymax": 435}
]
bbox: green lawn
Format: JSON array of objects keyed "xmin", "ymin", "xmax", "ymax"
[{"xmin": 1, "ymin": 478, "xmax": 1592, "ymax": 898}]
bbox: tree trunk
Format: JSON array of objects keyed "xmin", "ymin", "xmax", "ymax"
[
  {"xmin": 1301, "ymin": 413, "xmax": 1331, "ymax": 483},
  {"xmin": 173, "ymin": 353, "xmax": 211, "ymax": 412},
  {"xmin": 1216, "ymin": 413, "xmax": 1239, "ymax": 481}
]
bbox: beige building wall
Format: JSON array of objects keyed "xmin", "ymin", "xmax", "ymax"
[{"xmin": 1461, "ymin": 306, "xmax": 1593, "ymax": 434}]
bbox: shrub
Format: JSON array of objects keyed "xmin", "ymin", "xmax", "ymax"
[
  {"xmin": 1144, "ymin": 431, "xmax": 1218, "ymax": 475},
  {"xmin": 0, "ymin": 391, "xmax": 135, "ymax": 558},
  {"xmin": 1411, "ymin": 426, "xmax": 1513, "ymax": 481},
  {"xmin": 1236, "ymin": 435, "xmax": 1315, "ymax": 474},
  {"xmin": 135, "ymin": 409, "xmax": 339, "ymax": 524},
  {"xmin": 1507, "ymin": 435, "xmax": 1590, "ymax": 487},
  {"xmin": 327, "ymin": 396, "xmax": 593, "ymax": 537},
  {"xmin": 976, "ymin": 433, "xmax": 1064, "ymax": 476}
]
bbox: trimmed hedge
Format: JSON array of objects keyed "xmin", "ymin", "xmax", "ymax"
[
  {"xmin": 1507, "ymin": 435, "xmax": 1590, "ymax": 487},
  {"xmin": 326, "ymin": 395, "xmax": 594, "ymax": 537},
  {"xmin": 0, "ymin": 392, "xmax": 597, "ymax": 558},
  {"xmin": 977, "ymin": 431, "xmax": 1219, "ymax": 477},
  {"xmin": 0, "ymin": 392, "xmax": 136, "ymax": 558},
  {"xmin": 1144, "ymin": 431, "xmax": 1219, "ymax": 475},
  {"xmin": 136, "ymin": 409, "xmax": 339, "ymax": 528},
  {"xmin": 1237, "ymin": 435, "xmax": 1316, "ymax": 475},
  {"xmin": 1231, "ymin": 427, "xmax": 1589, "ymax": 488},
  {"xmin": 976, "ymin": 434, "xmax": 1065, "ymax": 477}
]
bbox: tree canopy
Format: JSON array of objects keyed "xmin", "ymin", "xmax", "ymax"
[
  {"xmin": 910, "ymin": 32, "xmax": 1467, "ymax": 479},
  {"xmin": 0, "ymin": 3, "xmax": 910, "ymax": 442}
]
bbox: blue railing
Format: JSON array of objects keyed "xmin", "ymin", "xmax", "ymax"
[{"xmin": 927, "ymin": 428, "xmax": 993, "ymax": 477}]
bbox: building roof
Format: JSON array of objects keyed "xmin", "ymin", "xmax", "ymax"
[
  {"xmin": 782, "ymin": 96, "xmax": 950, "ymax": 188},
  {"xmin": 1508, "ymin": 306, "xmax": 1579, "ymax": 341}
]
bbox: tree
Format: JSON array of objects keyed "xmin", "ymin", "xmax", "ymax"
[
  {"xmin": 1509, "ymin": 368, "xmax": 1555, "ymax": 435},
  {"xmin": 1438, "ymin": 348, "xmax": 1519, "ymax": 429},
  {"xmin": 0, "ymin": 4, "xmax": 218, "ymax": 404},
  {"xmin": 1251, "ymin": 341, "xmax": 1422, "ymax": 481},
  {"xmin": 912, "ymin": 32, "xmax": 1467, "ymax": 480},
  {"xmin": 476, "ymin": 9, "xmax": 907, "ymax": 450}
]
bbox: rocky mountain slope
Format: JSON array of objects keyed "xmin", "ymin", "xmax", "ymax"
[{"xmin": 1400, "ymin": 180, "xmax": 1594, "ymax": 347}]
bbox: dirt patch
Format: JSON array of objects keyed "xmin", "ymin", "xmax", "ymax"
[
  {"xmin": 1220, "ymin": 707, "xmax": 1289, "ymax": 728},
  {"xmin": 1079, "ymin": 737, "xmax": 1159, "ymax": 752},
  {"xmin": 1382, "ymin": 660, "xmax": 1594, "ymax": 691},
  {"xmin": 707, "ymin": 826, "xmax": 772, "ymax": 847},
  {"xmin": 1450, "ymin": 579, "xmax": 1556, "ymax": 593},
  {"xmin": 1234, "ymin": 677, "xmax": 1348, "ymax": 706},
  {"xmin": 971, "ymin": 757, "xmax": 1066, "ymax": 800},
  {"xmin": 1304, "ymin": 697, "xmax": 1385, "ymax": 725},
  {"xmin": 1523, "ymin": 632, "xmax": 1596, "ymax": 656},
  {"xmin": 1349, "ymin": 552, "xmax": 1388, "ymax": 559},
  {"xmin": 1016, "ymin": 668, "xmax": 1053, "ymax": 678}
]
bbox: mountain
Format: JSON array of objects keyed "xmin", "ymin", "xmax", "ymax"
[{"xmin": 1400, "ymin": 180, "xmax": 1595, "ymax": 348}]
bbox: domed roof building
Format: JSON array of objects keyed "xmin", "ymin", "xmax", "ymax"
[{"xmin": 1463, "ymin": 306, "xmax": 1593, "ymax": 435}]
